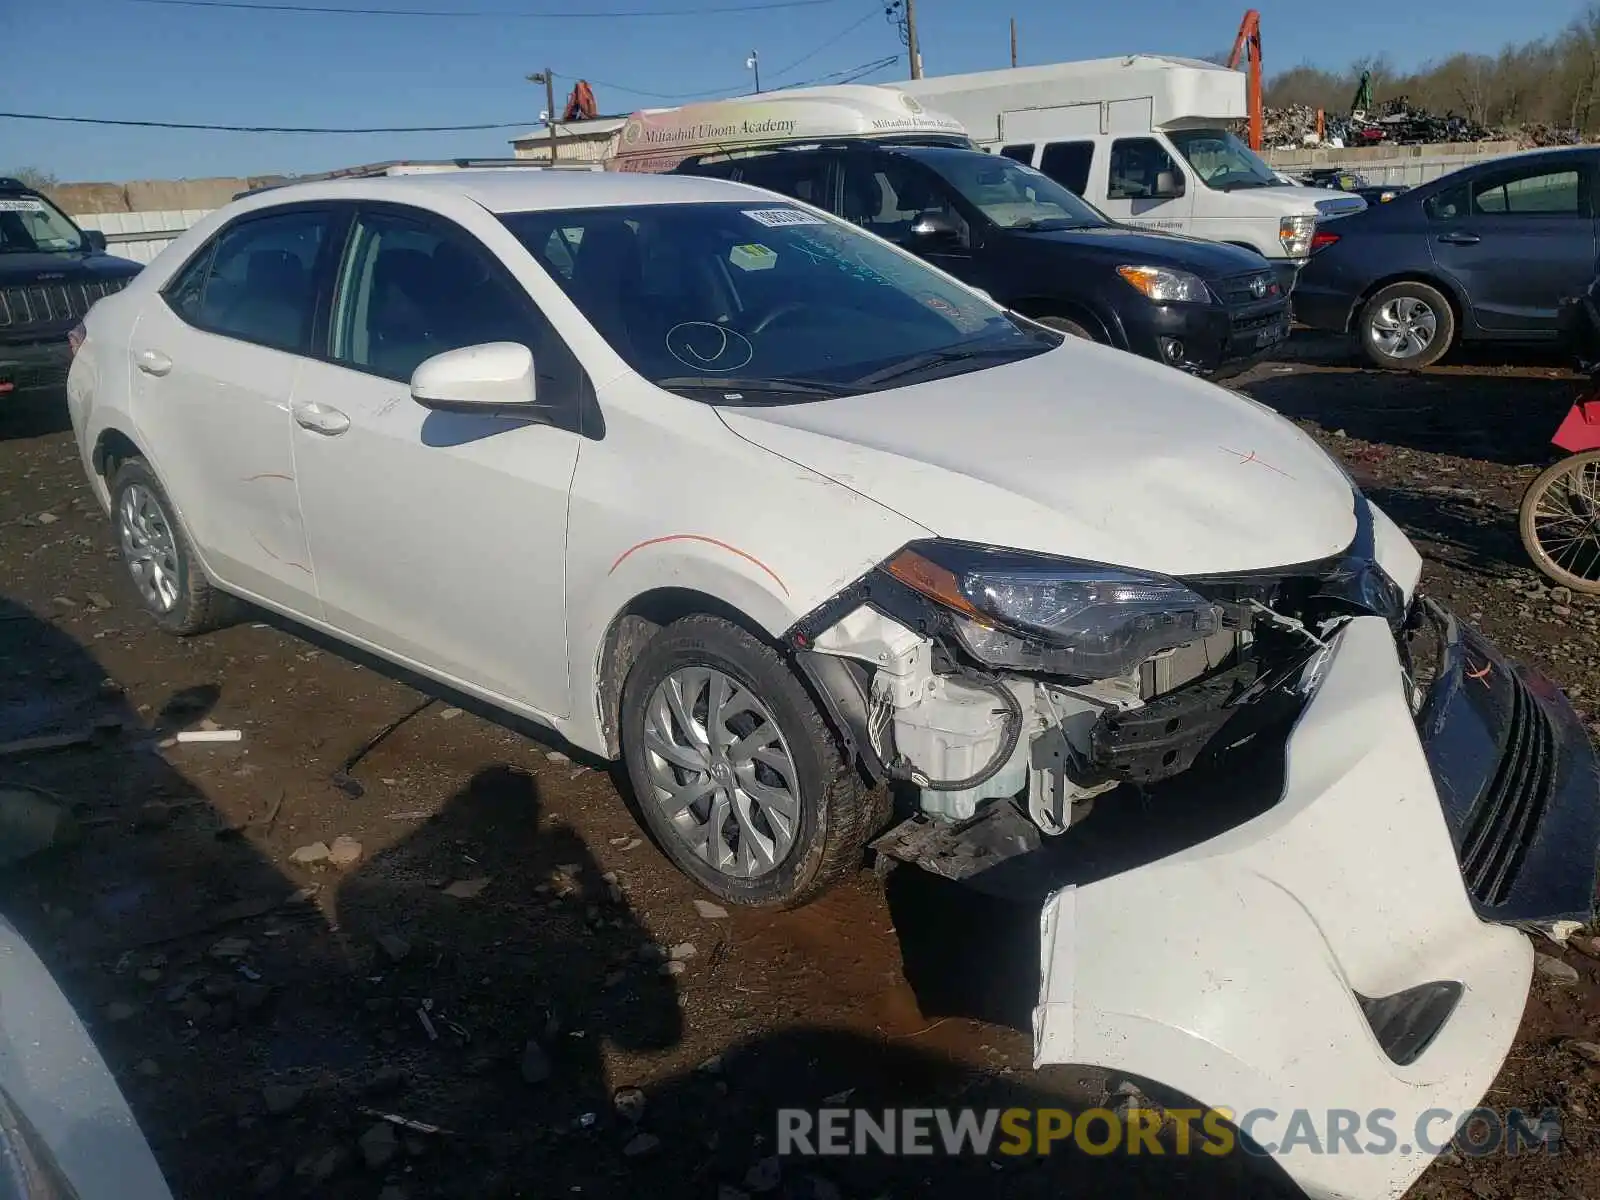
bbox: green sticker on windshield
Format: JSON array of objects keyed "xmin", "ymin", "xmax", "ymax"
[{"xmin": 729, "ymin": 243, "xmax": 777, "ymax": 272}]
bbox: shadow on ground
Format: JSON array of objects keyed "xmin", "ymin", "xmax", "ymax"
[
  {"xmin": 0, "ymin": 592, "xmax": 1303, "ymax": 1198},
  {"xmin": 1247, "ymin": 334, "xmax": 1578, "ymax": 467}
]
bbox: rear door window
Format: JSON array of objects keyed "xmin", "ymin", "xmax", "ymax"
[
  {"xmin": 169, "ymin": 209, "xmax": 333, "ymax": 354},
  {"xmin": 1471, "ymin": 166, "xmax": 1586, "ymax": 216},
  {"xmin": 1039, "ymin": 141, "xmax": 1094, "ymax": 195},
  {"xmin": 999, "ymin": 144, "xmax": 1035, "ymax": 164}
]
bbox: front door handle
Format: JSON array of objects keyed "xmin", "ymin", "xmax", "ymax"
[
  {"xmin": 1436, "ymin": 232, "xmax": 1482, "ymax": 246},
  {"xmin": 135, "ymin": 349, "xmax": 172, "ymax": 376},
  {"xmin": 292, "ymin": 400, "xmax": 351, "ymax": 437}
]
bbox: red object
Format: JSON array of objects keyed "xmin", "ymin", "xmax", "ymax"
[
  {"xmin": 1310, "ymin": 230, "xmax": 1341, "ymax": 253},
  {"xmin": 563, "ymin": 80, "xmax": 598, "ymax": 123},
  {"xmin": 0, "ymin": 381, "xmax": 13, "ymax": 395},
  {"xmin": 1226, "ymin": 10, "xmax": 1263, "ymax": 153},
  {"xmin": 1552, "ymin": 394, "xmax": 1600, "ymax": 452}
]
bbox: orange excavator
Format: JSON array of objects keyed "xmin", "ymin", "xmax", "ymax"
[
  {"xmin": 1227, "ymin": 9, "xmax": 1263, "ymax": 151},
  {"xmin": 563, "ymin": 80, "xmax": 599, "ymax": 122}
]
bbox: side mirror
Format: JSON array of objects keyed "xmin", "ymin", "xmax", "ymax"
[
  {"xmin": 1153, "ymin": 171, "xmax": 1185, "ymax": 200},
  {"xmin": 82, "ymin": 229, "xmax": 107, "ymax": 253},
  {"xmin": 411, "ymin": 342, "xmax": 544, "ymax": 418},
  {"xmin": 907, "ymin": 211, "xmax": 965, "ymax": 250}
]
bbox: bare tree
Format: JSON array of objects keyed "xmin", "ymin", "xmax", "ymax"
[{"xmin": 3, "ymin": 167, "xmax": 58, "ymax": 191}]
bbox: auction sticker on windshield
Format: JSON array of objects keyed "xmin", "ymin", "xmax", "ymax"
[
  {"xmin": 744, "ymin": 208, "xmax": 826, "ymax": 227},
  {"xmin": 0, "ymin": 199, "xmax": 47, "ymax": 212}
]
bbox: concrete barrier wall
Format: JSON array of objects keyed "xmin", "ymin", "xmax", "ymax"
[
  {"xmin": 74, "ymin": 210, "xmax": 214, "ymax": 265},
  {"xmin": 1265, "ymin": 141, "xmax": 1523, "ymax": 187},
  {"xmin": 46, "ymin": 176, "xmax": 285, "ymax": 215}
]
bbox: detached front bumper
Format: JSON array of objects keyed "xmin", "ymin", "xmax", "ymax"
[{"xmin": 1034, "ymin": 610, "xmax": 1599, "ymax": 1200}]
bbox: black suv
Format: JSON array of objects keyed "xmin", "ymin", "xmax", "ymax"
[
  {"xmin": 1, "ymin": 179, "xmax": 142, "ymax": 401},
  {"xmin": 675, "ymin": 142, "xmax": 1291, "ymax": 375}
]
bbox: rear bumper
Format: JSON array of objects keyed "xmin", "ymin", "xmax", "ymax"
[
  {"xmin": 1034, "ymin": 608, "xmax": 1595, "ymax": 1200},
  {"xmin": 0, "ymin": 338, "xmax": 71, "ymax": 398}
]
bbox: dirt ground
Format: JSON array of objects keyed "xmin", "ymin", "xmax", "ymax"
[{"xmin": 3, "ymin": 333, "xmax": 1600, "ymax": 1200}]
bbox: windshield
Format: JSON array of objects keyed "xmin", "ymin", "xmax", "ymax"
[
  {"xmin": 1166, "ymin": 129, "xmax": 1283, "ymax": 192},
  {"xmin": 501, "ymin": 201, "xmax": 1056, "ymax": 403},
  {"xmin": 0, "ymin": 193, "xmax": 85, "ymax": 254},
  {"xmin": 921, "ymin": 153, "xmax": 1106, "ymax": 230}
]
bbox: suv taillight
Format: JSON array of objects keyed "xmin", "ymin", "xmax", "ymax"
[
  {"xmin": 1310, "ymin": 231, "xmax": 1341, "ymax": 254},
  {"xmin": 66, "ymin": 323, "xmax": 86, "ymax": 358}
]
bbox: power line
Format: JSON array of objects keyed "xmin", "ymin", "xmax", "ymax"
[
  {"xmin": 767, "ymin": 4, "xmax": 881, "ymax": 81},
  {"xmin": 123, "ymin": 0, "xmax": 843, "ymax": 16},
  {"xmin": 0, "ymin": 111, "xmax": 531, "ymax": 133},
  {"xmin": 569, "ymin": 52, "xmax": 896, "ymax": 102}
]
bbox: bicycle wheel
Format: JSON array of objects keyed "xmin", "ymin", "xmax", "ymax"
[{"xmin": 1519, "ymin": 449, "xmax": 1600, "ymax": 593}]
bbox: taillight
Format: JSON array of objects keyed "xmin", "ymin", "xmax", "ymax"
[
  {"xmin": 66, "ymin": 323, "xmax": 86, "ymax": 358},
  {"xmin": 1310, "ymin": 231, "xmax": 1341, "ymax": 254}
]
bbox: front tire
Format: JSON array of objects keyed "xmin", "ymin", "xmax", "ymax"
[
  {"xmin": 108, "ymin": 459, "xmax": 238, "ymax": 635},
  {"xmin": 619, "ymin": 615, "xmax": 875, "ymax": 908},
  {"xmin": 1358, "ymin": 281, "xmax": 1455, "ymax": 370},
  {"xmin": 1036, "ymin": 315, "xmax": 1095, "ymax": 341}
]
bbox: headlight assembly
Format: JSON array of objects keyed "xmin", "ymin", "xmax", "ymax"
[
  {"xmin": 883, "ymin": 541, "xmax": 1221, "ymax": 681},
  {"xmin": 1279, "ymin": 214, "xmax": 1317, "ymax": 257},
  {"xmin": 1115, "ymin": 264, "xmax": 1211, "ymax": 304}
]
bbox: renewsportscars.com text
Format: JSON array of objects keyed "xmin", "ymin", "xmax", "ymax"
[{"xmin": 777, "ymin": 1106, "xmax": 1563, "ymax": 1160}]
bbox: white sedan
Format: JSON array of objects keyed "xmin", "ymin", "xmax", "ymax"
[{"xmin": 66, "ymin": 168, "xmax": 1595, "ymax": 1200}]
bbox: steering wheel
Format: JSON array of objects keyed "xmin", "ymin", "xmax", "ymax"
[{"xmin": 749, "ymin": 301, "xmax": 812, "ymax": 336}]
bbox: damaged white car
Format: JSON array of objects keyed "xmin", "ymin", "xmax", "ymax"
[{"xmin": 67, "ymin": 169, "xmax": 1599, "ymax": 1200}]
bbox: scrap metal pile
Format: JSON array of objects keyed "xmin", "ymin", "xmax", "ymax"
[{"xmin": 1263, "ymin": 98, "xmax": 1582, "ymax": 150}]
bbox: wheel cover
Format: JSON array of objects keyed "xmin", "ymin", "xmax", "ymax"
[
  {"xmin": 117, "ymin": 483, "xmax": 181, "ymax": 613},
  {"xmin": 1369, "ymin": 296, "xmax": 1439, "ymax": 360},
  {"xmin": 1531, "ymin": 457, "xmax": 1600, "ymax": 583},
  {"xmin": 642, "ymin": 667, "xmax": 801, "ymax": 880}
]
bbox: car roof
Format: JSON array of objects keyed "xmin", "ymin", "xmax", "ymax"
[{"xmin": 230, "ymin": 168, "xmax": 762, "ymax": 216}]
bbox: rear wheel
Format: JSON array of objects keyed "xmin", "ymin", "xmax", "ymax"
[
  {"xmin": 1358, "ymin": 281, "xmax": 1455, "ymax": 370},
  {"xmin": 619, "ymin": 615, "xmax": 877, "ymax": 908},
  {"xmin": 108, "ymin": 459, "xmax": 239, "ymax": 635},
  {"xmin": 1519, "ymin": 450, "xmax": 1600, "ymax": 594}
]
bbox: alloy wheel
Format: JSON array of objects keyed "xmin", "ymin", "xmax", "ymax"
[
  {"xmin": 1369, "ymin": 296, "xmax": 1438, "ymax": 360},
  {"xmin": 118, "ymin": 483, "xmax": 181, "ymax": 613},
  {"xmin": 641, "ymin": 667, "xmax": 801, "ymax": 880}
]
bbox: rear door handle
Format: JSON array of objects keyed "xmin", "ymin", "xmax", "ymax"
[
  {"xmin": 135, "ymin": 349, "xmax": 172, "ymax": 376},
  {"xmin": 292, "ymin": 400, "xmax": 351, "ymax": 437},
  {"xmin": 1436, "ymin": 232, "xmax": 1482, "ymax": 246}
]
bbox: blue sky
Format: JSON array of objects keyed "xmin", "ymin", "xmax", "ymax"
[{"xmin": 2, "ymin": 0, "xmax": 1591, "ymax": 182}]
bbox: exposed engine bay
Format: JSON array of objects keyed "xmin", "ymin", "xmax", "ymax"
[{"xmin": 788, "ymin": 506, "xmax": 1411, "ymax": 875}]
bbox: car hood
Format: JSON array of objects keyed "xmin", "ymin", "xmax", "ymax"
[
  {"xmin": 717, "ymin": 342, "xmax": 1357, "ymax": 577},
  {"xmin": 1010, "ymin": 225, "xmax": 1272, "ymax": 277},
  {"xmin": 1192, "ymin": 183, "xmax": 1367, "ymax": 220},
  {"xmin": 0, "ymin": 250, "xmax": 142, "ymax": 284}
]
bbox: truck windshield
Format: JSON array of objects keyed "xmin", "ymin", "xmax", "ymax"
[
  {"xmin": 922, "ymin": 153, "xmax": 1107, "ymax": 230},
  {"xmin": 1166, "ymin": 129, "xmax": 1283, "ymax": 192},
  {"xmin": 0, "ymin": 193, "xmax": 86, "ymax": 254},
  {"xmin": 502, "ymin": 201, "xmax": 1055, "ymax": 404}
]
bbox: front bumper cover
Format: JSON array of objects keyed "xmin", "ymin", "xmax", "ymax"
[{"xmin": 1033, "ymin": 609, "xmax": 1598, "ymax": 1200}]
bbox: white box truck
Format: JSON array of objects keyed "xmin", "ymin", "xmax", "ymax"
[{"xmin": 897, "ymin": 55, "xmax": 1367, "ymax": 289}]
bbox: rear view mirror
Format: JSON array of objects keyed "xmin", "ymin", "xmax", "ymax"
[
  {"xmin": 1153, "ymin": 171, "xmax": 1186, "ymax": 200},
  {"xmin": 411, "ymin": 342, "xmax": 545, "ymax": 418},
  {"xmin": 907, "ymin": 211, "xmax": 965, "ymax": 250}
]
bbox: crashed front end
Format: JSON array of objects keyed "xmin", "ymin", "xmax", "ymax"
[{"xmin": 788, "ymin": 493, "xmax": 1600, "ymax": 1200}]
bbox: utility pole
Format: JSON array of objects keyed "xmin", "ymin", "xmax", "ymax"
[
  {"xmin": 526, "ymin": 69, "xmax": 558, "ymax": 164},
  {"xmin": 747, "ymin": 49, "xmax": 761, "ymax": 93},
  {"xmin": 1010, "ymin": 16, "xmax": 1017, "ymax": 67},
  {"xmin": 905, "ymin": 0, "xmax": 921, "ymax": 79}
]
